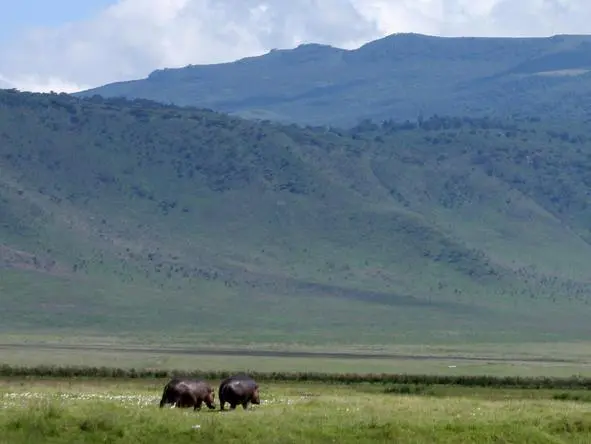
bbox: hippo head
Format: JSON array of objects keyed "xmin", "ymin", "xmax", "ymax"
[
  {"xmin": 206, "ymin": 388, "xmax": 216, "ymax": 409},
  {"xmin": 251, "ymin": 385, "xmax": 261, "ymax": 405}
]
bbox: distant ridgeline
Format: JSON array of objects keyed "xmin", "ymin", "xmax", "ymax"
[{"xmin": 74, "ymin": 33, "xmax": 591, "ymax": 126}]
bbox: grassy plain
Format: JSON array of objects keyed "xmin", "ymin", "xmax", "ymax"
[
  {"xmin": 2, "ymin": 350, "xmax": 590, "ymax": 378},
  {"xmin": 3, "ymin": 335, "xmax": 591, "ymax": 361},
  {"xmin": 1, "ymin": 338, "xmax": 591, "ymax": 377},
  {"xmin": 1, "ymin": 378, "xmax": 590, "ymax": 443}
]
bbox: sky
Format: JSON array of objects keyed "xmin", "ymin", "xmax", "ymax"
[{"xmin": 0, "ymin": 0, "xmax": 590, "ymax": 93}]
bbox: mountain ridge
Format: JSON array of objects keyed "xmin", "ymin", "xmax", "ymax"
[{"xmin": 75, "ymin": 32, "xmax": 591, "ymax": 126}]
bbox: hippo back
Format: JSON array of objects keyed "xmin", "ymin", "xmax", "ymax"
[
  {"xmin": 219, "ymin": 374, "xmax": 260, "ymax": 405},
  {"xmin": 160, "ymin": 378, "xmax": 215, "ymax": 408}
]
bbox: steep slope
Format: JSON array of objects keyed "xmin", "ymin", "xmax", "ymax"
[
  {"xmin": 75, "ymin": 33, "xmax": 591, "ymax": 126},
  {"xmin": 1, "ymin": 90, "xmax": 591, "ymax": 346}
]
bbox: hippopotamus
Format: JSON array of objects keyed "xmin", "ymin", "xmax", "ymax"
[
  {"xmin": 159, "ymin": 378, "xmax": 216, "ymax": 411},
  {"xmin": 218, "ymin": 374, "xmax": 261, "ymax": 411}
]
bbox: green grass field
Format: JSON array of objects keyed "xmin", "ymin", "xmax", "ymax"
[
  {"xmin": 1, "ymin": 338, "xmax": 590, "ymax": 442},
  {"xmin": 1, "ymin": 377, "xmax": 590, "ymax": 443},
  {"xmin": 2, "ymin": 351, "xmax": 591, "ymax": 378},
  {"xmin": 1, "ymin": 338, "xmax": 590, "ymax": 377}
]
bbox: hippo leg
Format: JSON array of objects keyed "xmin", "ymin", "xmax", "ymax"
[
  {"xmin": 194, "ymin": 399, "xmax": 203, "ymax": 411},
  {"xmin": 242, "ymin": 401, "xmax": 249, "ymax": 410},
  {"xmin": 229, "ymin": 403, "xmax": 237, "ymax": 410}
]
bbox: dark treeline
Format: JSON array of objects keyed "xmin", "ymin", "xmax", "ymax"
[{"xmin": 1, "ymin": 365, "xmax": 589, "ymax": 390}]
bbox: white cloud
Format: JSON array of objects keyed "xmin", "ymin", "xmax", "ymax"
[
  {"xmin": 0, "ymin": 73, "xmax": 89, "ymax": 93},
  {"xmin": 353, "ymin": 0, "xmax": 591, "ymax": 37},
  {"xmin": 1, "ymin": 0, "xmax": 590, "ymax": 93}
]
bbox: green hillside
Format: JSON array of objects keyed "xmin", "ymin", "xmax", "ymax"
[
  {"xmin": 76, "ymin": 33, "xmax": 591, "ymax": 126},
  {"xmin": 1, "ymin": 89, "xmax": 591, "ymax": 347}
]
